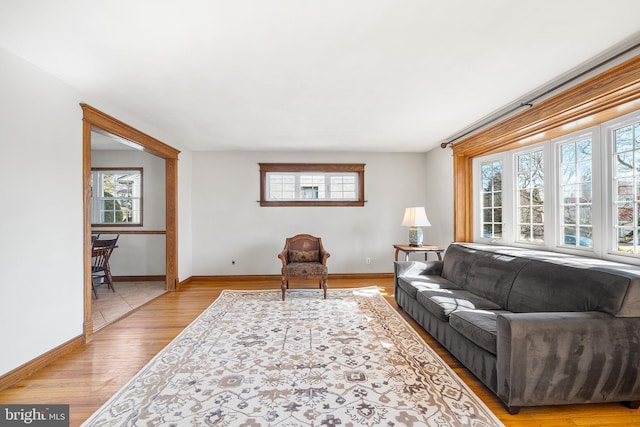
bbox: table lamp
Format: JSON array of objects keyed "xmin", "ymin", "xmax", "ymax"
[{"xmin": 401, "ymin": 207, "xmax": 431, "ymax": 246}]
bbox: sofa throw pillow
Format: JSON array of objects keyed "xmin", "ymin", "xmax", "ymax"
[{"xmin": 289, "ymin": 250, "xmax": 320, "ymax": 263}]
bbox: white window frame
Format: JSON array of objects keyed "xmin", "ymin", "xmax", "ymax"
[
  {"xmin": 553, "ymin": 130, "xmax": 599, "ymax": 253},
  {"xmin": 91, "ymin": 168, "xmax": 143, "ymax": 226},
  {"xmin": 512, "ymin": 143, "xmax": 549, "ymax": 247},
  {"xmin": 473, "ymin": 154, "xmax": 513, "ymax": 243},
  {"xmin": 604, "ymin": 110, "xmax": 640, "ymax": 261}
]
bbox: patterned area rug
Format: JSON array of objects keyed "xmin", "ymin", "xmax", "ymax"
[{"xmin": 82, "ymin": 287, "xmax": 504, "ymax": 426}]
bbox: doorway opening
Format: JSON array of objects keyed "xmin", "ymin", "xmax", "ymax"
[{"xmin": 81, "ymin": 104, "xmax": 180, "ymax": 343}]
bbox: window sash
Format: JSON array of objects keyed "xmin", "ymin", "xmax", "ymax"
[
  {"xmin": 558, "ymin": 136, "xmax": 593, "ymax": 249},
  {"xmin": 515, "ymin": 149, "xmax": 545, "ymax": 244},
  {"xmin": 480, "ymin": 160, "xmax": 503, "ymax": 239},
  {"xmin": 91, "ymin": 168, "xmax": 143, "ymax": 225},
  {"xmin": 611, "ymin": 120, "xmax": 640, "ymax": 255}
]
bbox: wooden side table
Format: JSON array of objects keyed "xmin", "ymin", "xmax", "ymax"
[{"xmin": 394, "ymin": 244, "xmax": 444, "ymax": 261}]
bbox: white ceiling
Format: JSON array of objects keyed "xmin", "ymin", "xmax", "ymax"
[{"xmin": 1, "ymin": 1, "xmax": 639, "ymax": 153}]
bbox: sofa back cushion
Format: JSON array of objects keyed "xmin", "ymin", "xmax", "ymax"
[
  {"xmin": 464, "ymin": 252, "xmax": 529, "ymax": 308},
  {"xmin": 441, "ymin": 244, "xmax": 477, "ymax": 286},
  {"xmin": 507, "ymin": 260, "xmax": 632, "ymax": 315}
]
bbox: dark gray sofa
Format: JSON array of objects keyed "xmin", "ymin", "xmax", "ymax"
[{"xmin": 394, "ymin": 242, "xmax": 640, "ymax": 414}]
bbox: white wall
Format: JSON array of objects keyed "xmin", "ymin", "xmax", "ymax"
[
  {"xmin": 424, "ymin": 146, "xmax": 455, "ymax": 249},
  {"xmin": 0, "ymin": 47, "xmax": 84, "ymax": 376},
  {"xmin": 0, "ymin": 46, "xmax": 454, "ymax": 379},
  {"xmin": 191, "ymin": 151, "xmax": 429, "ymax": 275},
  {"xmin": 91, "ymin": 149, "xmax": 166, "ymax": 276},
  {"xmin": 178, "ymin": 149, "xmax": 194, "ymax": 281}
]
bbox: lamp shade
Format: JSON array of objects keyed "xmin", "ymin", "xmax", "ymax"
[{"xmin": 401, "ymin": 207, "xmax": 431, "ymax": 227}]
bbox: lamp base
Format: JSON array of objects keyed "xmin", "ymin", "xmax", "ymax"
[{"xmin": 408, "ymin": 227, "xmax": 424, "ymax": 247}]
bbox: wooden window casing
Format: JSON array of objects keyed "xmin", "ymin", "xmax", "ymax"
[
  {"xmin": 452, "ymin": 55, "xmax": 640, "ymax": 242},
  {"xmin": 259, "ymin": 163, "xmax": 365, "ymax": 207}
]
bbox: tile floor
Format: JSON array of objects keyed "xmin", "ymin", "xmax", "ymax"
[{"xmin": 92, "ymin": 281, "xmax": 166, "ymax": 331}]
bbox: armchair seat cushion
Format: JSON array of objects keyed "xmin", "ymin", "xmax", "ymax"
[{"xmin": 283, "ymin": 262, "xmax": 328, "ymax": 279}]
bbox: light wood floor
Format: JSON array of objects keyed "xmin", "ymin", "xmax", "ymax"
[{"xmin": 1, "ymin": 278, "xmax": 639, "ymax": 427}]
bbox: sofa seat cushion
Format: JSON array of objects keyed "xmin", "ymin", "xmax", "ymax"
[
  {"xmin": 416, "ymin": 289, "xmax": 502, "ymax": 321},
  {"xmin": 449, "ymin": 309, "xmax": 510, "ymax": 355},
  {"xmin": 397, "ymin": 275, "xmax": 460, "ymax": 299}
]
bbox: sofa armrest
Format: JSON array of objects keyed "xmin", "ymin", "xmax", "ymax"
[{"xmin": 496, "ymin": 312, "xmax": 640, "ymax": 412}]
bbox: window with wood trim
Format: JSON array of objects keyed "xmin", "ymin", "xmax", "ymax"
[
  {"xmin": 259, "ymin": 163, "xmax": 365, "ymax": 206},
  {"xmin": 91, "ymin": 168, "xmax": 143, "ymax": 225}
]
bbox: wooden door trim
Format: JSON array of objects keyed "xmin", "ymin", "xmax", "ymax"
[{"xmin": 81, "ymin": 104, "xmax": 180, "ymax": 342}]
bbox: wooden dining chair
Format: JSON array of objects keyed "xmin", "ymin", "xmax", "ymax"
[{"xmin": 91, "ymin": 236, "xmax": 119, "ymax": 298}]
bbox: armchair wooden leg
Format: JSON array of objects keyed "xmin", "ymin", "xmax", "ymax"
[
  {"xmin": 281, "ymin": 279, "xmax": 287, "ymax": 301},
  {"xmin": 322, "ymin": 279, "xmax": 328, "ymax": 299}
]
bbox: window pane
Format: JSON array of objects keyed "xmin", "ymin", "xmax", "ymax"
[
  {"xmin": 532, "ymin": 206, "xmax": 543, "ymax": 224},
  {"xmin": 493, "ymin": 208, "xmax": 502, "ymax": 223},
  {"xmin": 562, "ymin": 186, "xmax": 574, "ymax": 205},
  {"xmin": 577, "ymin": 139, "xmax": 592, "ymax": 160},
  {"xmin": 578, "ymin": 161, "xmax": 592, "ymax": 182},
  {"xmin": 493, "ymin": 192, "xmax": 502, "ymax": 207},
  {"xmin": 561, "ymin": 164, "xmax": 576, "ymax": 185},
  {"xmin": 493, "ymin": 163, "xmax": 502, "ymax": 190},
  {"xmin": 564, "ymin": 206, "xmax": 576, "ymax": 224},
  {"xmin": 615, "ymin": 125, "xmax": 633, "ymax": 152},
  {"xmin": 532, "ymin": 225, "xmax": 544, "ymax": 242},
  {"xmin": 519, "ymin": 207, "xmax": 530, "ymax": 223},
  {"xmin": 618, "ymin": 228, "xmax": 635, "ymax": 252},
  {"xmin": 579, "ymin": 184, "xmax": 592, "ymax": 203},
  {"xmin": 616, "ymin": 152, "xmax": 634, "ymax": 176},
  {"xmin": 579, "ymin": 206, "xmax": 591, "ymax": 225},
  {"xmin": 563, "ymin": 226, "xmax": 576, "ymax": 244},
  {"xmin": 618, "ymin": 204, "xmax": 633, "ymax": 224},
  {"xmin": 579, "ymin": 227, "xmax": 593, "ymax": 248},
  {"xmin": 561, "ymin": 144, "xmax": 575, "ymax": 163}
]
